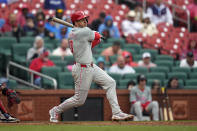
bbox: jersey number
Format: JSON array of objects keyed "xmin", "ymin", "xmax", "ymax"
[{"xmin": 69, "ymin": 40, "xmax": 74, "ymax": 53}]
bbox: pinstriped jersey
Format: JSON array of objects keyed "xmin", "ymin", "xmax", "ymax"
[{"xmin": 68, "ymin": 27, "xmax": 95, "ymax": 64}]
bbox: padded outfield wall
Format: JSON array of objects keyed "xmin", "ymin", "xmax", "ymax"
[{"xmin": 1, "ymin": 89, "xmax": 197, "ymax": 121}]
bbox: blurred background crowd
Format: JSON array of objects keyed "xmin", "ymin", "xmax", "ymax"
[{"xmin": 0, "ymin": 0, "xmax": 196, "ymax": 90}]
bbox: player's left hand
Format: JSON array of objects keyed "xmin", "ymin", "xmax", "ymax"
[{"xmin": 101, "ymin": 35, "xmax": 106, "ymax": 41}]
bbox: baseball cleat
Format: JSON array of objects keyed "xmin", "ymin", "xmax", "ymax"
[
  {"xmin": 0, "ymin": 115, "xmax": 20, "ymax": 123},
  {"xmin": 112, "ymin": 112, "xmax": 134, "ymax": 121},
  {"xmin": 49, "ymin": 107, "xmax": 59, "ymax": 123},
  {"xmin": 1, "ymin": 113, "xmax": 20, "ymax": 123},
  {"xmin": 6, "ymin": 116, "xmax": 20, "ymax": 123}
]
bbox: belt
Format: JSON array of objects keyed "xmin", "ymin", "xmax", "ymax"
[{"xmin": 75, "ymin": 62, "xmax": 93, "ymax": 68}]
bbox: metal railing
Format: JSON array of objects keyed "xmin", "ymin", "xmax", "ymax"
[
  {"xmin": 7, "ymin": 61, "xmax": 57, "ymax": 89},
  {"xmin": 170, "ymin": 3, "xmax": 190, "ymax": 32},
  {"xmin": 143, "ymin": 0, "xmax": 191, "ymax": 32}
]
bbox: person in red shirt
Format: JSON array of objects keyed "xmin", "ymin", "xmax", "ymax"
[
  {"xmin": 187, "ymin": 0, "xmax": 197, "ymax": 32},
  {"xmin": 29, "ymin": 49, "xmax": 54, "ymax": 86},
  {"xmin": 16, "ymin": 4, "xmax": 29, "ymax": 28},
  {"xmin": 122, "ymin": 51, "xmax": 138, "ymax": 67},
  {"xmin": 181, "ymin": 39, "xmax": 197, "ymax": 60},
  {"xmin": 1, "ymin": 13, "xmax": 18, "ymax": 33}
]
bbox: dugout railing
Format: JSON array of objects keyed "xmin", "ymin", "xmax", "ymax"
[{"xmin": 6, "ymin": 61, "xmax": 57, "ymax": 90}]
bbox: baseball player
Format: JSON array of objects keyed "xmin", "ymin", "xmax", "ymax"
[
  {"xmin": 49, "ymin": 11, "xmax": 133, "ymax": 122},
  {"xmin": 130, "ymin": 74, "xmax": 159, "ymax": 121},
  {"xmin": 0, "ymin": 78, "xmax": 20, "ymax": 122}
]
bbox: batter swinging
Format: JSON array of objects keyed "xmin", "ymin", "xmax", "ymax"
[{"xmin": 49, "ymin": 11, "xmax": 133, "ymax": 122}]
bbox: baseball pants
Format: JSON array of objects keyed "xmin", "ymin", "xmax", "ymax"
[
  {"xmin": 131, "ymin": 101, "xmax": 159, "ymax": 121},
  {"xmin": 55, "ymin": 63, "xmax": 121, "ymax": 115}
]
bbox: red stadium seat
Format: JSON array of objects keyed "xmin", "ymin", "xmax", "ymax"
[{"xmin": 189, "ymin": 33, "xmax": 197, "ymax": 40}]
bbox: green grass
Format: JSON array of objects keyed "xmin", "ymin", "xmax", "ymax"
[{"xmin": 0, "ymin": 125, "xmax": 197, "ymax": 131}]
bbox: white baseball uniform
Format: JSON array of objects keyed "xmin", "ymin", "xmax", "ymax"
[{"xmin": 53, "ymin": 27, "xmax": 121, "ymax": 115}]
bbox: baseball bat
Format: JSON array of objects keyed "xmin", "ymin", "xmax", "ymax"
[
  {"xmin": 163, "ymin": 99, "xmax": 168, "ymax": 121},
  {"xmin": 49, "ymin": 17, "xmax": 74, "ymax": 28},
  {"xmin": 157, "ymin": 87, "xmax": 164, "ymax": 120},
  {"xmin": 49, "ymin": 17, "xmax": 107, "ymax": 40},
  {"xmin": 167, "ymin": 97, "xmax": 174, "ymax": 121},
  {"xmin": 161, "ymin": 87, "xmax": 168, "ymax": 121},
  {"xmin": 165, "ymin": 89, "xmax": 174, "ymax": 121}
]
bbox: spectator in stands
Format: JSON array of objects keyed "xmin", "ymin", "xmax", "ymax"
[
  {"xmin": 166, "ymin": 77, "xmax": 182, "ymax": 89},
  {"xmin": 180, "ymin": 52, "xmax": 197, "ymax": 68},
  {"xmin": 181, "ymin": 39, "xmax": 197, "ymax": 60},
  {"xmin": 134, "ymin": 3, "xmax": 143, "ymax": 22},
  {"xmin": 56, "ymin": 25, "xmax": 72, "ymax": 40},
  {"xmin": 23, "ymin": 14, "xmax": 36, "ymax": 34},
  {"xmin": 0, "ymin": 19, "xmax": 5, "ymax": 36},
  {"xmin": 91, "ymin": 12, "xmax": 106, "ymax": 31},
  {"xmin": 96, "ymin": 56, "xmax": 107, "ymax": 71},
  {"xmin": 44, "ymin": 1, "xmax": 66, "ymax": 10},
  {"xmin": 2, "ymin": 13, "xmax": 22, "ymax": 33},
  {"xmin": 16, "ymin": 4, "xmax": 30, "ymax": 28},
  {"xmin": 121, "ymin": 10, "xmax": 143, "ymax": 37},
  {"xmin": 187, "ymin": 0, "xmax": 197, "ymax": 32},
  {"xmin": 151, "ymin": 80, "xmax": 161, "ymax": 91},
  {"xmin": 27, "ymin": 36, "xmax": 45, "ymax": 61},
  {"xmin": 53, "ymin": 9, "xmax": 67, "ymax": 30},
  {"xmin": 122, "ymin": 51, "xmax": 138, "ymax": 67},
  {"xmin": 98, "ymin": 15, "xmax": 120, "ymax": 38},
  {"xmin": 55, "ymin": 8, "xmax": 64, "ymax": 19},
  {"xmin": 35, "ymin": 11, "xmax": 45, "ymax": 25},
  {"xmin": 108, "ymin": 56, "xmax": 135, "ymax": 75},
  {"xmin": 52, "ymin": 38, "xmax": 72, "ymax": 58},
  {"xmin": 29, "ymin": 49, "xmax": 54, "ymax": 87},
  {"xmin": 2, "ymin": 13, "xmax": 17, "ymax": 33},
  {"xmin": 138, "ymin": 52, "xmax": 157, "ymax": 69},
  {"xmin": 130, "ymin": 74, "xmax": 159, "ymax": 121},
  {"xmin": 127, "ymin": 80, "xmax": 136, "ymax": 91},
  {"xmin": 45, "ymin": 17, "xmax": 58, "ymax": 39},
  {"xmin": 33, "ymin": 20, "xmax": 54, "ymax": 39},
  {"xmin": 140, "ymin": 13, "xmax": 158, "ymax": 36},
  {"xmin": 1, "ymin": 13, "xmax": 25, "ymax": 42},
  {"xmin": 147, "ymin": 0, "xmax": 173, "ymax": 25},
  {"xmin": 101, "ymin": 41, "xmax": 123, "ymax": 61}
]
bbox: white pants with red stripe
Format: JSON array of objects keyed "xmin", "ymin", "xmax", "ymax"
[
  {"xmin": 131, "ymin": 101, "xmax": 159, "ymax": 121},
  {"xmin": 54, "ymin": 64, "xmax": 121, "ymax": 115}
]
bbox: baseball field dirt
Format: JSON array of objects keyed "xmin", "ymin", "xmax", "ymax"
[{"xmin": 0, "ymin": 121, "xmax": 197, "ymax": 131}]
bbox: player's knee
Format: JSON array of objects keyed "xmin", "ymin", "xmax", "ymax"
[
  {"xmin": 75, "ymin": 98, "xmax": 86, "ymax": 107},
  {"xmin": 152, "ymin": 101, "xmax": 159, "ymax": 108},
  {"xmin": 134, "ymin": 101, "xmax": 141, "ymax": 108},
  {"xmin": 76, "ymin": 101, "xmax": 85, "ymax": 107},
  {"xmin": 73, "ymin": 95, "xmax": 86, "ymax": 107}
]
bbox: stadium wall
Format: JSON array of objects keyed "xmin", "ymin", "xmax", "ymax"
[{"xmin": 1, "ymin": 89, "xmax": 197, "ymax": 121}]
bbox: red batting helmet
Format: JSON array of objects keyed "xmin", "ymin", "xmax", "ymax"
[{"xmin": 71, "ymin": 11, "xmax": 89, "ymax": 24}]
